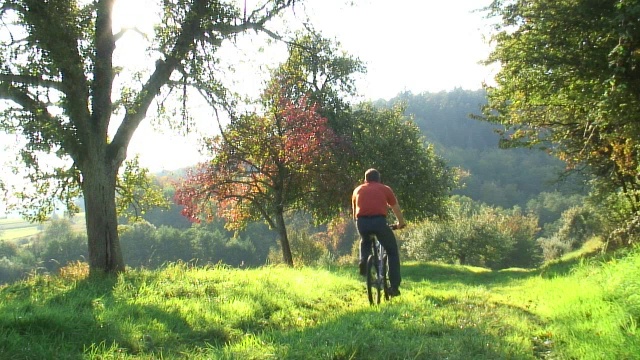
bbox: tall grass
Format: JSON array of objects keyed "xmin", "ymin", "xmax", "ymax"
[{"xmin": 0, "ymin": 246, "xmax": 639, "ymax": 359}]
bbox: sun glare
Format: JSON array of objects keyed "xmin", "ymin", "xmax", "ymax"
[{"xmin": 112, "ymin": 0, "xmax": 157, "ymax": 34}]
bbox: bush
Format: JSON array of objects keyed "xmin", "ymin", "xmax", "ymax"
[
  {"xmin": 403, "ymin": 198, "xmax": 541, "ymax": 269},
  {"xmin": 0, "ymin": 241, "xmax": 18, "ymax": 258},
  {"xmin": 119, "ymin": 221, "xmax": 159, "ymax": 267},
  {"xmin": 41, "ymin": 234, "xmax": 88, "ymax": 272},
  {"xmin": 536, "ymin": 204, "xmax": 604, "ymax": 261},
  {"xmin": 0, "ymin": 257, "xmax": 28, "ymax": 284},
  {"xmin": 289, "ymin": 229, "xmax": 327, "ymax": 266},
  {"xmin": 39, "ymin": 219, "xmax": 88, "ymax": 272},
  {"xmin": 537, "ymin": 235, "xmax": 572, "ymax": 262}
]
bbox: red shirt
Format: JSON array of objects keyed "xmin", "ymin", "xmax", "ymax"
[{"xmin": 352, "ymin": 181, "xmax": 398, "ymax": 218}]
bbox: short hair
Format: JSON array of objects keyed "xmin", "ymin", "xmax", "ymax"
[{"xmin": 365, "ymin": 168, "xmax": 380, "ymax": 182}]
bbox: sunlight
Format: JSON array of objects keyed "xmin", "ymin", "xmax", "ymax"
[{"xmin": 112, "ymin": 0, "xmax": 157, "ymax": 34}]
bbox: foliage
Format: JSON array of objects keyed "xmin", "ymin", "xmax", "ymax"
[
  {"xmin": 0, "ymin": 239, "xmax": 35, "ymax": 284},
  {"xmin": 175, "ymin": 31, "xmax": 364, "ymax": 266},
  {"xmin": 538, "ymin": 234, "xmax": 573, "ymax": 263},
  {"xmin": 40, "ymin": 223, "xmax": 88, "ymax": 272},
  {"xmin": 538, "ymin": 204, "xmax": 604, "ymax": 261},
  {"xmin": 118, "ymin": 221, "xmax": 269, "ymax": 269},
  {"xmin": 350, "ymin": 103, "xmax": 456, "ymax": 220},
  {"xmin": 180, "ymin": 95, "xmax": 341, "ymax": 227},
  {"xmin": 0, "ymin": 241, "xmax": 18, "ymax": 259},
  {"xmin": 175, "ymin": 86, "xmax": 341, "ymax": 265},
  {"xmin": 526, "ymin": 191, "xmax": 588, "ymax": 235},
  {"xmin": 384, "ymin": 89, "xmax": 497, "ymax": 150},
  {"xmin": 285, "ymin": 228, "xmax": 328, "ymax": 266},
  {"xmin": 403, "ymin": 197, "xmax": 541, "ymax": 269},
  {"xmin": 272, "ymin": 30, "xmax": 365, "ymax": 123},
  {"xmin": 482, "ymin": 0, "xmax": 640, "ymax": 236},
  {"xmin": 116, "ymin": 157, "xmax": 170, "ymax": 224}
]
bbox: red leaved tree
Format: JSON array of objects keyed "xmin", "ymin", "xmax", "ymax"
[{"xmin": 175, "ymin": 84, "xmax": 345, "ymax": 266}]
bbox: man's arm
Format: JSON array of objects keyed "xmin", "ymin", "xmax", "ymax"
[
  {"xmin": 352, "ymin": 194, "xmax": 357, "ymax": 220},
  {"xmin": 390, "ymin": 203, "xmax": 406, "ymax": 228}
]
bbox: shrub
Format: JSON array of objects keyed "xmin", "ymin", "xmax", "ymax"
[
  {"xmin": 0, "ymin": 241, "xmax": 18, "ymax": 258},
  {"xmin": 537, "ymin": 235, "xmax": 572, "ymax": 262},
  {"xmin": 403, "ymin": 198, "xmax": 541, "ymax": 269},
  {"xmin": 39, "ymin": 219, "xmax": 88, "ymax": 272},
  {"xmin": 288, "ymin": 229, "xmax": 327, "ymax": 266}
]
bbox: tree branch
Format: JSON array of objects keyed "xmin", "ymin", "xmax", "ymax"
[{"xmin": 0, "ymin": 73, "xmax": 63, "ymax": 92}]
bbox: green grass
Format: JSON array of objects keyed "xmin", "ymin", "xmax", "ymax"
[
  {"xmin": 0, "ymin": 226, "xmax": 41, "ymax": 241},
  {"xmin": 0, "ymin": 245, "xmax": 639, "ymax": 359},
  {"xmin": 0, "ymin": 214, "xmax": 86, "ymax": 242},
  {"xmin": 0, "ymin": 217, "xmax": 41, "ymax": 242}
]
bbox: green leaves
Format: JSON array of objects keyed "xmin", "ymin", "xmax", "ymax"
[
  {"xmin": 349, "ymin": 103, "xmax": 455, "ymax": 220},
  {"xmin": 116, "ymin": 156, "xmax": 170, "ymax": 224},
  {"xmin": 484, "ymin": 0, "xmax": 640, "ymax": 219}
]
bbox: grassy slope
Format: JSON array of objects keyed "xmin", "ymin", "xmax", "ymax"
[{"xmin": 0, "ymin": 245, "xmax": 638, "ymax": 359}]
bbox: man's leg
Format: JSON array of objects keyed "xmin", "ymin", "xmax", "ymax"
[
  {"xmin": 377, "ymin": 225, "xmax": 401, "ymax": 294},
  {"xmin": 356, "ymin": 219, "xmax": 373, "ymax": 276}
]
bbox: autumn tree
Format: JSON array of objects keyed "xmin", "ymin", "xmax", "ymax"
[
  {"xmin": 175, "ymin": 82, "xmax": 343, "ymax": 266},
  {"xmin": 271, "ymin": 31, "xmax": 366, "ymax": 215},
  {"xmin": 0, "ymin": 0, "xmax": 300, "ymax": 273},
  {"xmin": 482, "ymin": 0, "xmax": 640, "ymax": 240}
]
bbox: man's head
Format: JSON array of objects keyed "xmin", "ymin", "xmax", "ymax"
[{"xmin": 365, "ymin": 168, "xmax": 380, "ymax": 182}]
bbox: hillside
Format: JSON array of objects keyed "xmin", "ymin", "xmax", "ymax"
[
  {"xmin": 1, "ymin": 244, "xmax": 638, "ymax": 359},
  {"xmin": 377, "ymin": 90, "xmax": 589, "ymax": 209}
]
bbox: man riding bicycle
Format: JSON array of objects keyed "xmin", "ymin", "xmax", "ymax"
[{"xmin": 352, "ymin": 168, "xmax": 406, "ymax": 297}]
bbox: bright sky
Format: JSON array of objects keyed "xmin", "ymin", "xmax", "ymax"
[{"xmin": 115, "ymin": 0, "xmax": 496, "ymax": 172}]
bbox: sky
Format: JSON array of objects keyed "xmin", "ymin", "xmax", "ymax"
[
  {"xmin": 116, "ymin": 0, "xmax": 497, "ymax": 172},
  {"xmin": 1, "ymin": 0, "xmax": 496, "ymax": 216}
]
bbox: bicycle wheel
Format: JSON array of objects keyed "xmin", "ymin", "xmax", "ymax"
[
  {"xmin": 382, "ymin": 254, "xmax": 390, "ymax": 300},
  {"xmin": 366, "ymin": 255, "xmax": 381, "ymax": 305}
]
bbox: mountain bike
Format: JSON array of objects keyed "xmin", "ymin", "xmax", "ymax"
[{"xmin": 366, "ymin": 223, "xmax": 399, "ymax": 305}]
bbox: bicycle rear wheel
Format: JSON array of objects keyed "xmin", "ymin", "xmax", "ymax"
[
  {"xmin": 366, "ymin": 255, "xmax": 382, "ymax": 305},
  {"xmin": 382, "ymin": 254, "xmax": 390, "ymax": 300}
]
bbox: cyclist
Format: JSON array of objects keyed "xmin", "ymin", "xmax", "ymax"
[{"xmin": 352, "ymin": 168, "xmax": 406, "ymax": 297}]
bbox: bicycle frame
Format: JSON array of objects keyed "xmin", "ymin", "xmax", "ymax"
[{"xmin": 366, "ymin": 233, "xmax": 390, "ymax": 305}]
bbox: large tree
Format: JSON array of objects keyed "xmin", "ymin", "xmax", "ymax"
[
  {"xmin": 482, "ymin": 0, "xmax": 640, "ymax": 222},
  {"xmin": 0, "ymin": 0, "xmax": 300, "ymax": 273}
]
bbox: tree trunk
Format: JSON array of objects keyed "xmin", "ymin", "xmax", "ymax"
[
  {"xmin": 82, "ymin": 158, "xmax": 125, "ymax": 274},
  {"xmin": 275, "ymin": 207, "xmax": 294, "ymax": 266}
]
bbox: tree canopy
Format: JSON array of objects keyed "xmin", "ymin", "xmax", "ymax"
[{"xmin": 482, "ymin": 0, "xmax": 640, "ymax": 229}]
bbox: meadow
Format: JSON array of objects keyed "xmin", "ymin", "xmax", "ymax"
[
  {"xmin": 0, "ymin": 241, "xmax": 638, "ymax": 359},
  {"xmin": 0, "ymin": 215, "xmax": 86, "ymax": 243},
  {"xmin": 0, "ymin": 217, "xmax": 42, "ymax": 242}
]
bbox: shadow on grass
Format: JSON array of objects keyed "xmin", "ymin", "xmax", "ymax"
[
  {"xmin": 264, "ymin": 304, "xmax": 541, "ymax": 360},
  {"xmin": 0, "ymin": 272, "xmax": 235, "ymax": 359},
  {"xmin": 401, "ymin": 249, "xmax": 608, "ymax": 287}
]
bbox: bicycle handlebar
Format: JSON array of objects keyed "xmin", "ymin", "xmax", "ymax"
[{"xmin": 390, "ymin": 223, "xmax": 405, "ymax": 230}]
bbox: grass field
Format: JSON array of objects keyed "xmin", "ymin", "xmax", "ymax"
[
  {"xmin": 0, "ymin": 217, "xmax": 41, "ymax": 242},
  {"xmin": 0, "ymin": 242, "xmax": 638, "ymax": 359},
  {"xmin": 0, "ymin": 214, "xmax": 86, "ymax": 242}
]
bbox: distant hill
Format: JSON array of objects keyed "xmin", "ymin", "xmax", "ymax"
[{"xmin": 375, "ymin": 89, "xmax": 588, "ymax": 208}]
